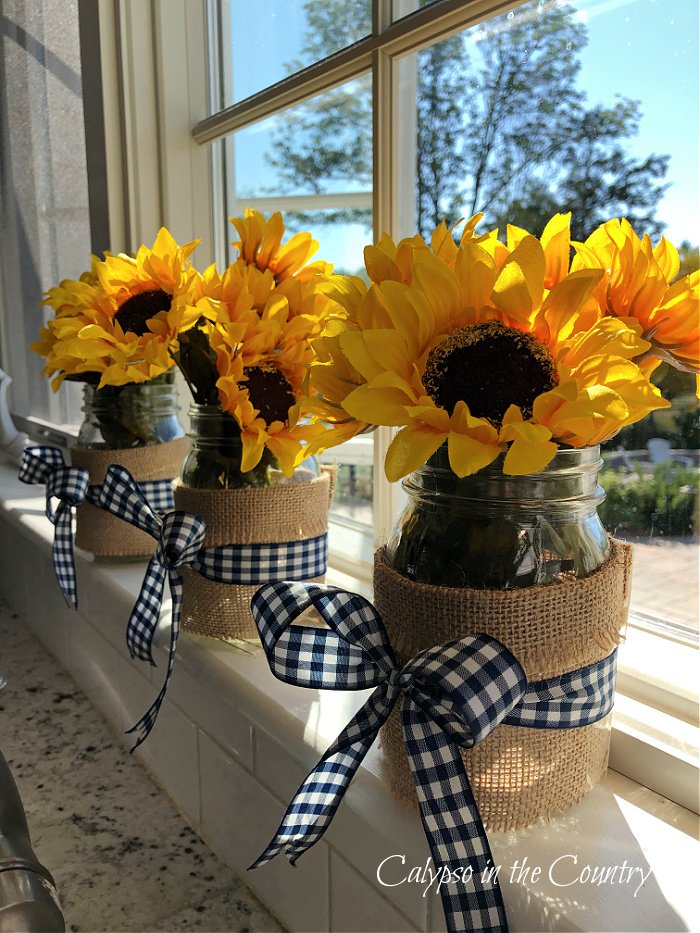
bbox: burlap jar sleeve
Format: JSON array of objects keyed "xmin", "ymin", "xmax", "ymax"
[
  {"xmin": 174, "ymin": 466, "xmax": 336, "ymax": 643},
  {"xmin": 70, "ymin": 437, "xmax": 190, "ymax": 557},
  {"xmin": 375, "ymin": 538, "xmax": 633, "ymax": 831}
]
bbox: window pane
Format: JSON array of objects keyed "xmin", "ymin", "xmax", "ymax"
[
  {"xmin": 219, "ymin": 74, "xmax": 373, "ymax": 270},
  {"xmin": 392, "ymin": 0, "xmax": 437, "ymax": 21},
  {"xmin": 399, "ymin": 0, "xmax": 698, "ymax": 242},
  {"xmin": 0, "ymin": 0, "xmax": 89, "ymax": 425},
  {"xmin": 322, "ymin": 436, "xmax": 375, "ymax": 563},
  {"xmin": 224, "ymin": 74, "xmax": 372, "ymax": 203},
  {"xmin": 600, "ymin": 371, "xmax": 699, "ymax": 638},
  {"xmin": 213, "ymin": 0, "xmax": 372, "ymax": 110},
  {"xmin": 397, "ymin": 0, "xmax": 698, "ymax": 637}
]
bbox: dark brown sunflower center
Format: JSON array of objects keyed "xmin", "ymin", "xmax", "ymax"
[
  {"xmin": 114, "ymin": 288, "xmax": 172, "ymax": 335},
  {"xmin": 422, "ymin": 321, "xmax": 558, "ymax": 426},
  {"xmin": 244, "ymin": 365, "xmax": 295, "ymax": 424}
]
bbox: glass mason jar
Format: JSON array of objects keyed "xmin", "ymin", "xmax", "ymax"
[
  {"xmin": 180, "ymin": 403, "xmax": 319, "ymax": 489},
  {"xmin": 386, "ymin": 444, "xmax": 610, "ymax": 589},
  {"xmin": 76, "ymin": 372, "xmax": 184, "ymax": 449}
]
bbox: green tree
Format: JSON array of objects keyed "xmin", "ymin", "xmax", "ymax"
[
  {"xmin": 677, "ymin": 241, "xmax": 700, "ymax": 279},
  {"xmin": 553, "ymin": 100, "xmax": 669, "ymax": 239},
  {"xmin": 461, "ymin": 2, "xmax": 586, "ymax": 224},
  {"xmin": 457, "ymin": 2, "xmax": 669, "ymax": 240}
]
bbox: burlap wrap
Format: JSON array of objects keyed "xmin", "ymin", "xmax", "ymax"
[
  {"xmin": 174, "ymin": 466, "xmax": 337, "ymax": 643},
  {"xmin": 70, "ymin": 437, "xmax": 190, "ymax": 557},
  {"xmin": 375, "ymin": 538, "xmax": 633, "ymax": 831}
]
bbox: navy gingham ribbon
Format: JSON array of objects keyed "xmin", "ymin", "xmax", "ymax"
[
  {"xmin": 131, "ymin": 479, "xmax": 177, "ymax": 514},
  {"xmin": 97, "ymin": 465, "xmax": 329, "ymax": 746},
  {"xmin": 249, "ymin": 582, "xmax": 617, "ymax": 933},
  {"xmin": 19, "ymin": 446, "xmax": 91, "ymax": 607},
  {"xmin": 95, "ymin": 464, "xmax": 206, "ymax": 747},
  {"xmin": 18, "ymin": 445, "xmax": 177, "ymax": 608}
]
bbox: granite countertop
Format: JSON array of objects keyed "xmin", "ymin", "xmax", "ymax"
[{"xmin": 0, "ymin": 599, "xmax": 284, "ymax": 933}]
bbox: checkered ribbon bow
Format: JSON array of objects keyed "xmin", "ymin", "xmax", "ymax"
[
  {"xmin": 97, "ymin": 465, "xmax": 329, "ymax": 747},
  {"xmin": 250, "ymin": 581, "xmax": 617, "ymax": 933},
  {"xmin": 19, "ymin": 445, "xmax": 92, "ymax": 607},
  {"xmin": 97, "ymin": 464, "xmax": 207, "ymax": 748}
]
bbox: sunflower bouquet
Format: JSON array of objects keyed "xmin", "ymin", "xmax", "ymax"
[
  {"xmin": 162, "ymin": 210, "xmax": 338, "ymax": 643},
  {"xmin": 33, "ymin": 228, "xmax": 199, "ymax": 448},
  {"xmin": 170, "ymin": 209, "xmax": 334, "ymax": 487},
  {"xmin": 305, "ymin": 212, "xmax": 698, "ymax": 588},
  {"xmin": 33, "ymin": 213, "xmax": 334, "ymax": 481}
]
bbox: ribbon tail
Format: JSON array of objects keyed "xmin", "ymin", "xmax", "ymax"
[
  {"xmin": 126, "ymin": 555, "xmax": 167, "ymax": 664},
  {"xmin": 127, "ymin": 569, "xmax": 184, "ymax": 750},
  {"xmin": 250, "ymin": 682, "xmax": 396, "ymax": 870},
  {"xmin": 402, "ymin": 697, "xmax": 509, "ymax": 933},
  {"xmin": 52, "ymin": 502, "xmax": 78, "ymax": 608}
]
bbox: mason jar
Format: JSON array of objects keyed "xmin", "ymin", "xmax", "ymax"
[
  {"xmin": 180, "ymin": 403, "xmax": 319, "ymax": 489},
  {"xmin": 386, "ymin": 444, "xmax": 610, "ymax": 589},
  {"xmin": 76, "ymin": 371, "xmax": 184, "ymax": 449}
]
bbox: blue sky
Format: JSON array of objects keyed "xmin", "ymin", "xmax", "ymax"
[{"xmin": 228, "ymin": 0, "xmax": 699, "ymax": 270}]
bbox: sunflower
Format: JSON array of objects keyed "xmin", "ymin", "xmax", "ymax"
[
  {"xmin": 187, "ymin": 250, "xmax": 328, "ymax": 475},
  {"xmin": 229, "ymin": 210, "xmax": 338, "ymax": 334},
  {"xmin": 306, "ymin": 220, "xmax": 670, "ymax": 481},
  {"xmin": 506, "ymin": 212, "xmax": 573, "ymax": 289},
  {"xmin": 32, "ymin": 263, "xmax": 120, "ymax": 389},
  {"xmin": 41, "ymin": 252, "xmax": 104, "ymax": 317},
  {"xmin": 304, "ymin": 214, "xmax": 510, "ymax": 450},
  {"xmin": 571, "ymin": 218, "xmax": 700, "ymax": 376},
  {"xmin": 208, "ymin": 320, "xmax": 325, "ymax": 476},
  {"xmin": 230, "ymin": 209, "xmax": 332, "ymax": 283},
  {"xmin": 66, "ymin": 228, "xmax": 201, "ymax": 387},
  {"xmin": 33, "ymin": 229, "xmax": 202, "ymax": 389}
]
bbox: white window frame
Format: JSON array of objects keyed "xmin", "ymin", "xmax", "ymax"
[{"xmin": 6, "ymin": 0, "xmax": 696, "ymax": 809}]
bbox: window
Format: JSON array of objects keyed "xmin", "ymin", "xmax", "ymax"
[{"xmin": 0, "ymin": 0, "xmax": 696, "ymax": 800}]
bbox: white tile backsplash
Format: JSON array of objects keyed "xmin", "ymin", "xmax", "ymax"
[
  {"xmin": 118, "ymin": 661, "xmax": 201, "ymax": 827},
  {"xmin": 1, "ymin": 526, "xmax": 38, "ymax": 619},
  {"xmin": 66, "ymin": 611, "xmax": 129, "ymax": 733},
  {"xmin": 330, "ymin": 851, "xmax": 422, "ymax": 932},
  {"xmin": 167, "ymin": 657, "xmax": 254, "ymax": 768},
  {"xmin": 255, "ymin": 716, "xmax": 431, "ymax": 928},
  {"xmin": 199, "ymin": 731, "xmax": 330, "ymax": 932}
]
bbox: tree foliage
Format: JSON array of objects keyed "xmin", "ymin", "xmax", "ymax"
[{"xmin": 677, "ymin": 241, "xmax": 700, "ymax": 279}]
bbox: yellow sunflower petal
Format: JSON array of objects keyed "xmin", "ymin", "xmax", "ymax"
[
  {"xmin": 342, "ymin": 376, "xmax": 415, "ymax": 426},
  {"xmin": 364, "ymin": 236, "xmax": 402, "ymax": 283},
  {"xmin": 385, "ymin": 424, "xmax": 447, "ymax": 482},
  {"xmin": 540, "ymin": 268, "xmax": 604, "ymax": 342},
  {"xmin": 240, "ymin": 427, "xmax": 266, "ymax": 472},
  {"xmin": 447, "ymin": 430, "xmax": 501, "ymax": 477},
  {"xmin": 266, "ymin": 432, "xmax": 303, "ymax": 477},
  {"xmin": 499, "ymin": 415, "xmax": 557, "ymax": 476},
  {"xmin": 652, "ymin": 236, "xmax": 680, "ymax": 284},
  {"xmin": 492, "ymin": 236, "xmax": 545, "ymax": 322},
  {"xmin": 540, "ymin": 212, "xmax": 572, "ymax": 288}
]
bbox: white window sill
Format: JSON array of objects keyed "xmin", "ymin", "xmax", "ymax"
[{"xmin": 0, "ymin": 462, "xmax": 698, "ymax": 933}]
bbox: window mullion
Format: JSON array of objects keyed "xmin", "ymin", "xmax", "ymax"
[
  {"xmin": 371, "ymin": 23, "xmax": 402, "ymax": 549},
  {"xmin": 152, "ymin": 0, "xmax": 213, "ymax": 262},
  {"xmin": 116, "ymin": 0, "xmax": 162, "ymax": 251}
]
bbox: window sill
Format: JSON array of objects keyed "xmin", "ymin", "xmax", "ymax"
[{"xmin": 0, "ymin": 462, "xmax": 698, "ymax": 933}]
